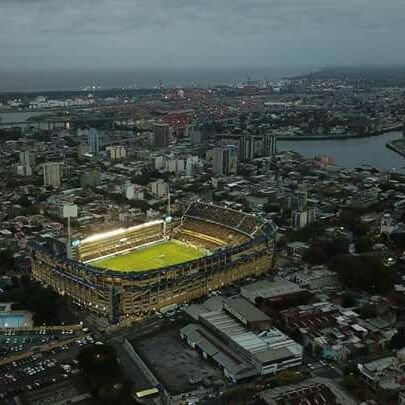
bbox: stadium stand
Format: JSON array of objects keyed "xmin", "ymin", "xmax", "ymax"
[
  {"xmin": 185, "ymin": 202, "xmax": 258, "ymax": 235},
  {"xmin": 31, "ymin": 202, "xmax": 275, "ymax": 322},
  {"xmin": 77, "ymin": 222, "xmax": 164, "ymax": 262},
  {"xmin": 174, "ymin": 217, "xmax": 249, "ymax": 249}
]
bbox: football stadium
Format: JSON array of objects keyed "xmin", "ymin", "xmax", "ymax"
[{"xmin": 30, "ymin": 202, "xmax": 276, "ymax": 323}]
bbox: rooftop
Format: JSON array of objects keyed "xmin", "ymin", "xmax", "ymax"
[
  {"xmin": 241, "ymin": 278, "xmax": 302, "ymax": 301},
  {"xmin": 224, "ymin": 297, "xmax": 271, "ymax": 323}
]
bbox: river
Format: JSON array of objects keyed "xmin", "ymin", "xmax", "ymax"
[
  {"xmin": 2, "ymin": 111, "xmax": 404, "ymax": 171},
  {"xmin": 0, "ymin": 111, "xmax": 47, "ymax": 123},
  {"xmin": 279, "ymin": 131, "xmax": 405, "ymax": 171}
]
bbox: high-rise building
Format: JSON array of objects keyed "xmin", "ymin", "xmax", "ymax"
[
  {"xmin": 19, "ymin": 151, "xmax": 36, "ymax": 167},
  {"xmin": 186, "ymin": 156, "xmax": 200, "ymax": 176},
  {"xmin": 291, "ymin": 208, "xmax": 317, "ymax": 229},
  {"xmin": 18, "ymin": 151, "xmax": 36, "ymax": 177},
  {"xmin": 43, "ymin": 162, "xmax": 63, "ymax": 189},
  {"xmin": 16, "ymin": 164, "xmax": 32, "ymax": 177},
  {"xmin": 212, "ymin": 146, "xmax": 238, "ymax": 175},
  {"xmin": 262, "ymin": 133, "xmax": 277, "ymax": 157},
  {"xmin": 154, "ymin": 156, "xmax": 165, "ymax": 170},
  {"xmin": 150, "ymin": 179, "xmax": 169, "ymax": 198},
  {"xmin": 125, "ymin": 183, "xmax": 144, "ymax": 200},
  {"xmin": 190, "ymin": 127, "xmax": 202, "ymax": 145},
  {"xmin": 166, "ymin": 158, "xmax": 185, "ymax": 174},
  {"xmin": 106, "ymin": 145, "xmax": 126, "ymax": 160},
  {"xmin": 296, "ymin": 189, "xmax": 308, "ymax": 210},
  {"xmin": 239, "ymin": 133, "xmax": 255, "ymax": 161},
  {"xmin": 87, "ymin": 128, "xmax": 100, "ymax": 154},
  {"xmin": 153, "ymin": 123, "xmax": 170, "ymax": 148},
  {"xmin": 77, "ymin": 143, "xmax": 90, "ymax": 157},
  {"xmin": 380, "ymin": 213, "xmax": 394, "ymax": 235}
]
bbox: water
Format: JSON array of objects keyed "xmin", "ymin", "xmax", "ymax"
[
  {"xmin": 279, "ymin": 131, "xmax": 405, "ymax": 171},
  {"xmin": 0, "ymin": 314, "xmax": 26, "ymax": 328},
  {"xmin": 0, "ymin": 67, "xmax": 308, "ymax": 92},
  {"xmin": 0, "ymin": 111, "xmax": 47, "ymax": 123},
  {"xmin": 2, "ymin": 111, "xmax": 403, "ymax": 171}
]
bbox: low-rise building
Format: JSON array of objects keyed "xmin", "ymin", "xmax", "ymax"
[
  {"xmin": 281, "ymin": 302, "xmax": 396, "ymax": 362},
  {"xmin": 259, "ymin": 377, "xmax": 356, "ymax": 405},
  {"xmin": 358, "ymin": 352, "xmax": 405, "ymax": 392},
  {"xmin": 241, "ymin": 279, "xmax": 303, "ymax": 304},
  {"xmin": 223, "ymin": 297, "xmax": 272, "ymax": 330},
  {"xmin": 294, "ymin": 267, "xmax": 341, "ymax": 290},
  {"xmin": 181, "ymin": 297, "xmax": 302, "ymax": 382}
]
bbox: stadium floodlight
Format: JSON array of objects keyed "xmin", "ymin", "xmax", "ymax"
[
  {"xmin": 81, "ymin": 220, "xmax": 163, "ymax": 244},
  {"xmin": 63, "ymin": 204, "xmax": 78, "ymax": 259}
]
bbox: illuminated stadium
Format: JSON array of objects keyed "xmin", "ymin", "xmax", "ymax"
[{"xmin": 30, "ymin": 202, "xmax": 276, "ymax": 323}]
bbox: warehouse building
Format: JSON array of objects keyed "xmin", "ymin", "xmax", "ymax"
[
  {"xmin": 223, "ymin": 297, "xmax": 272, "ymax": 330},
  {"xmin": 181, "ymin": 297, "xmax": 302, "ymax": 382},
  {"xmin": 241, "ymin": 278, "xmax": 303, "ymax": 304}
]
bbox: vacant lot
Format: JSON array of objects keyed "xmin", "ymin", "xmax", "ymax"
[{"xmin": 131, "ymin": 320, "xmax": 224, "ymax": 395}]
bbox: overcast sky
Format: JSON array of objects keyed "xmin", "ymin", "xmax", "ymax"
[{"xmin": 1, "ymin": 0, "xmax": 405, "ymax": 70}]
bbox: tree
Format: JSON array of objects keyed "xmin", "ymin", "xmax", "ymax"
[
  {"xmin": 302, "ymin": 238, "xmax": 349, "ymax": 265},
  {"xmin": 320, "ymin": 238, "xmax": 349, "ymax": 258},
  {"xmin": 339, "ymin": 209, "xmax": 371, "ymax": 236},
  {"xmin": 11, "ymin": 276, "xmax": 19, "ymax": 288},
  {"xmin": 20, "ymin": 275, "xmax": 31, "ymax": 288},
  {"xmin": 78, "ymin": 345, "xmax": 133, "ymax": 403},
  {"xmin": 0, "ymin": 249, "xmax": 15, "ymax": 274},
  {"xmin": 303, "ymin": 245, "xmax": 328, "ymax": 265},
  {"xmin": 329, "ymin": 254, "xmax": 397, "ymax": 293},
  {"xmin": 78, "ymin": 345, "xmax": 119, "ymax": 378},
  {"xmin": 284, "ymin": 222, "xmax": 327, "ymax": 243},
  {"xmin": 390, "ymin": 328, "xmax": 405, "ymax": 350},
  {"xmin": 355, "ymin": 236, "xmax": 373, "ymax": 253},
  {"xmin": 0, "ymin": 285, "xmax": 72, "ymax": 325},
  {"xmin": 263, "ymin": 198, "xmax": 280, "ymax": 213},
  {"xmin": 341, "ymin": 293, "xmax": 357, "ymax": 308}
]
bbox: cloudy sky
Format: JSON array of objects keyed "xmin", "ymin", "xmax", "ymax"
[{"xmin": 1, "ymin": 0, "xmax": 405, "ymax": 70}]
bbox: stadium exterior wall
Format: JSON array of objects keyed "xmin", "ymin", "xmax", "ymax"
[{"xmin": 30, "ymin": 216, "xmax": 275, "ymax": 324}]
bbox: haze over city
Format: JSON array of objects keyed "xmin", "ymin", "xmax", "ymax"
[
  {"xmin": 2, "ymin": 1, "xmax": 405, "ymax": 405},
  {"xmin": 1, "ymin": 0, "xmax": 405, "ymax": 71}
]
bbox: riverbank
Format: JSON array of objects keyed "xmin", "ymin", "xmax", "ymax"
[
  {"xmin": 386, "ymin": 139, "xmax": 405, "ymax": 159},
  {"xmin": 279, "ymin": 130, "xmax": 405, "ymax": 171},
  {"xmin": 278, "ymin": 124, "xmax": 404, "ymax": 141}
]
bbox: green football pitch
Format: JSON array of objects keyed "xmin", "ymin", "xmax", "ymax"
[{"xmin": 91, "ymin": 241, "xmax": 204, "ymax": 272}]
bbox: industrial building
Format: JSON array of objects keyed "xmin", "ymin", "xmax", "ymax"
[
  {"xmin": 241, "ymin": 279, "xmax": 303, "ymax": 304},
  {"xmin": 180, "ymin": 297, "xmax": 302, "ymax": 382}
]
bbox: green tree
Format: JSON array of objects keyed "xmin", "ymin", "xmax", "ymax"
[
  {"xmin": 78, "ymin": 345, "xmax": 132, "ymax": 403},
  {"xmin": 355, "ymin": 236, "xmax": 373, "ymax": 253},
  {"xmin": 329, "ymin": 254, "xmax": 397, "ymax": 293},
  {"xmin": 303, "ymin": 245, "xmax": 328, "ymax": 265},
  {"xmin": 341, "ymin": 293, "xmax": 357, "ymax": 308},
  {"xmin": 0, "ymin": 249, "xmax": 15, "ymax": 274},
  {"xmin": 390, "ymin": 328, "xmax": 405, "ymax": 350}
]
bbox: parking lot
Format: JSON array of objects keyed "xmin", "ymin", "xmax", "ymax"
[
  {"xmin": 0, "ymin": 327, "xmax": 82, "ymax": 357},
  {"xmin": 0, "ymin": 333, "xmax": 95, "ymax": 400}
]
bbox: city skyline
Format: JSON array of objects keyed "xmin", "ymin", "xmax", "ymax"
[{"xmin": 2, "ymin": 2, "xmax": 405, "ymax": 403}]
